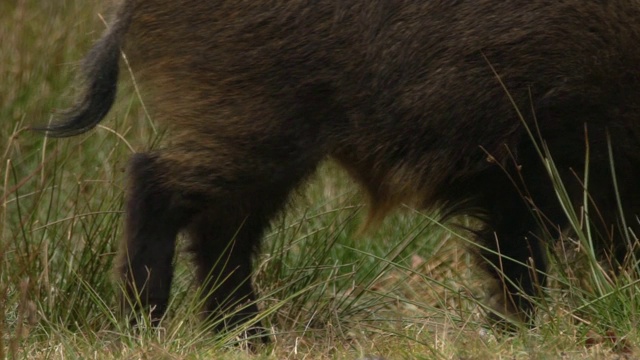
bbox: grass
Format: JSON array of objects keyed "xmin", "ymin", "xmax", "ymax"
[{"xmin": 2, "ymin": 1, "xmax": 640, "ymax": 358}]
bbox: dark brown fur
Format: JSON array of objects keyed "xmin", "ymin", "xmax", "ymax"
[{"xmin": 41, "ymin": 0, "xmax": 640, "ymax": 339}]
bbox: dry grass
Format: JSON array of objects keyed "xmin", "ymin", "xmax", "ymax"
[{"xmin": 2, "ymin": 1, "xmax": 640, "ymax": 359}]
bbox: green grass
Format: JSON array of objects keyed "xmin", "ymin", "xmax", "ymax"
[{"xmin": 2, "ymin": 1, "xmax": 640, "ymax": 358}]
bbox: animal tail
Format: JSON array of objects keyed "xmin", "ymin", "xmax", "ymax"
[{"xmin": 34, "ymin": 3, "xmax": 133, "ymax": 137}]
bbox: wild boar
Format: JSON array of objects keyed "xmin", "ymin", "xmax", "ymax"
[{"xmin": 39, "ymin": 0, "xmax": 640, "ymax": 339}]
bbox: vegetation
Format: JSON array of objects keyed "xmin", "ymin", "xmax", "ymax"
[{"xmin": 2, "ymin": 1, "xmax": 639, "ymax": 358}]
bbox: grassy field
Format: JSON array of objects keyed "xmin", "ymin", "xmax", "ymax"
[{"xmin": 2, "ymin": 1, "xmax": 640, "ymax": 358}]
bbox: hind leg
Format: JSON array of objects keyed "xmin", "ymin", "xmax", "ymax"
[
  {"xmin": 119, "ymin": 153, "xmax": 201, "ymax": 325},
  {"xmin": 120, "ymin": 132, "xmax": 322, "ymax": 326},
  {"xmin": 160, "ymin": 131, "xmax": 324, "ymax": 334},
  {"xmin": 186, "ymin": 185, "xmax": 294, "ymax": 341},
  {"xmin": 116, "ymin": 76, "xmax": 341, "ymax": 332}
]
